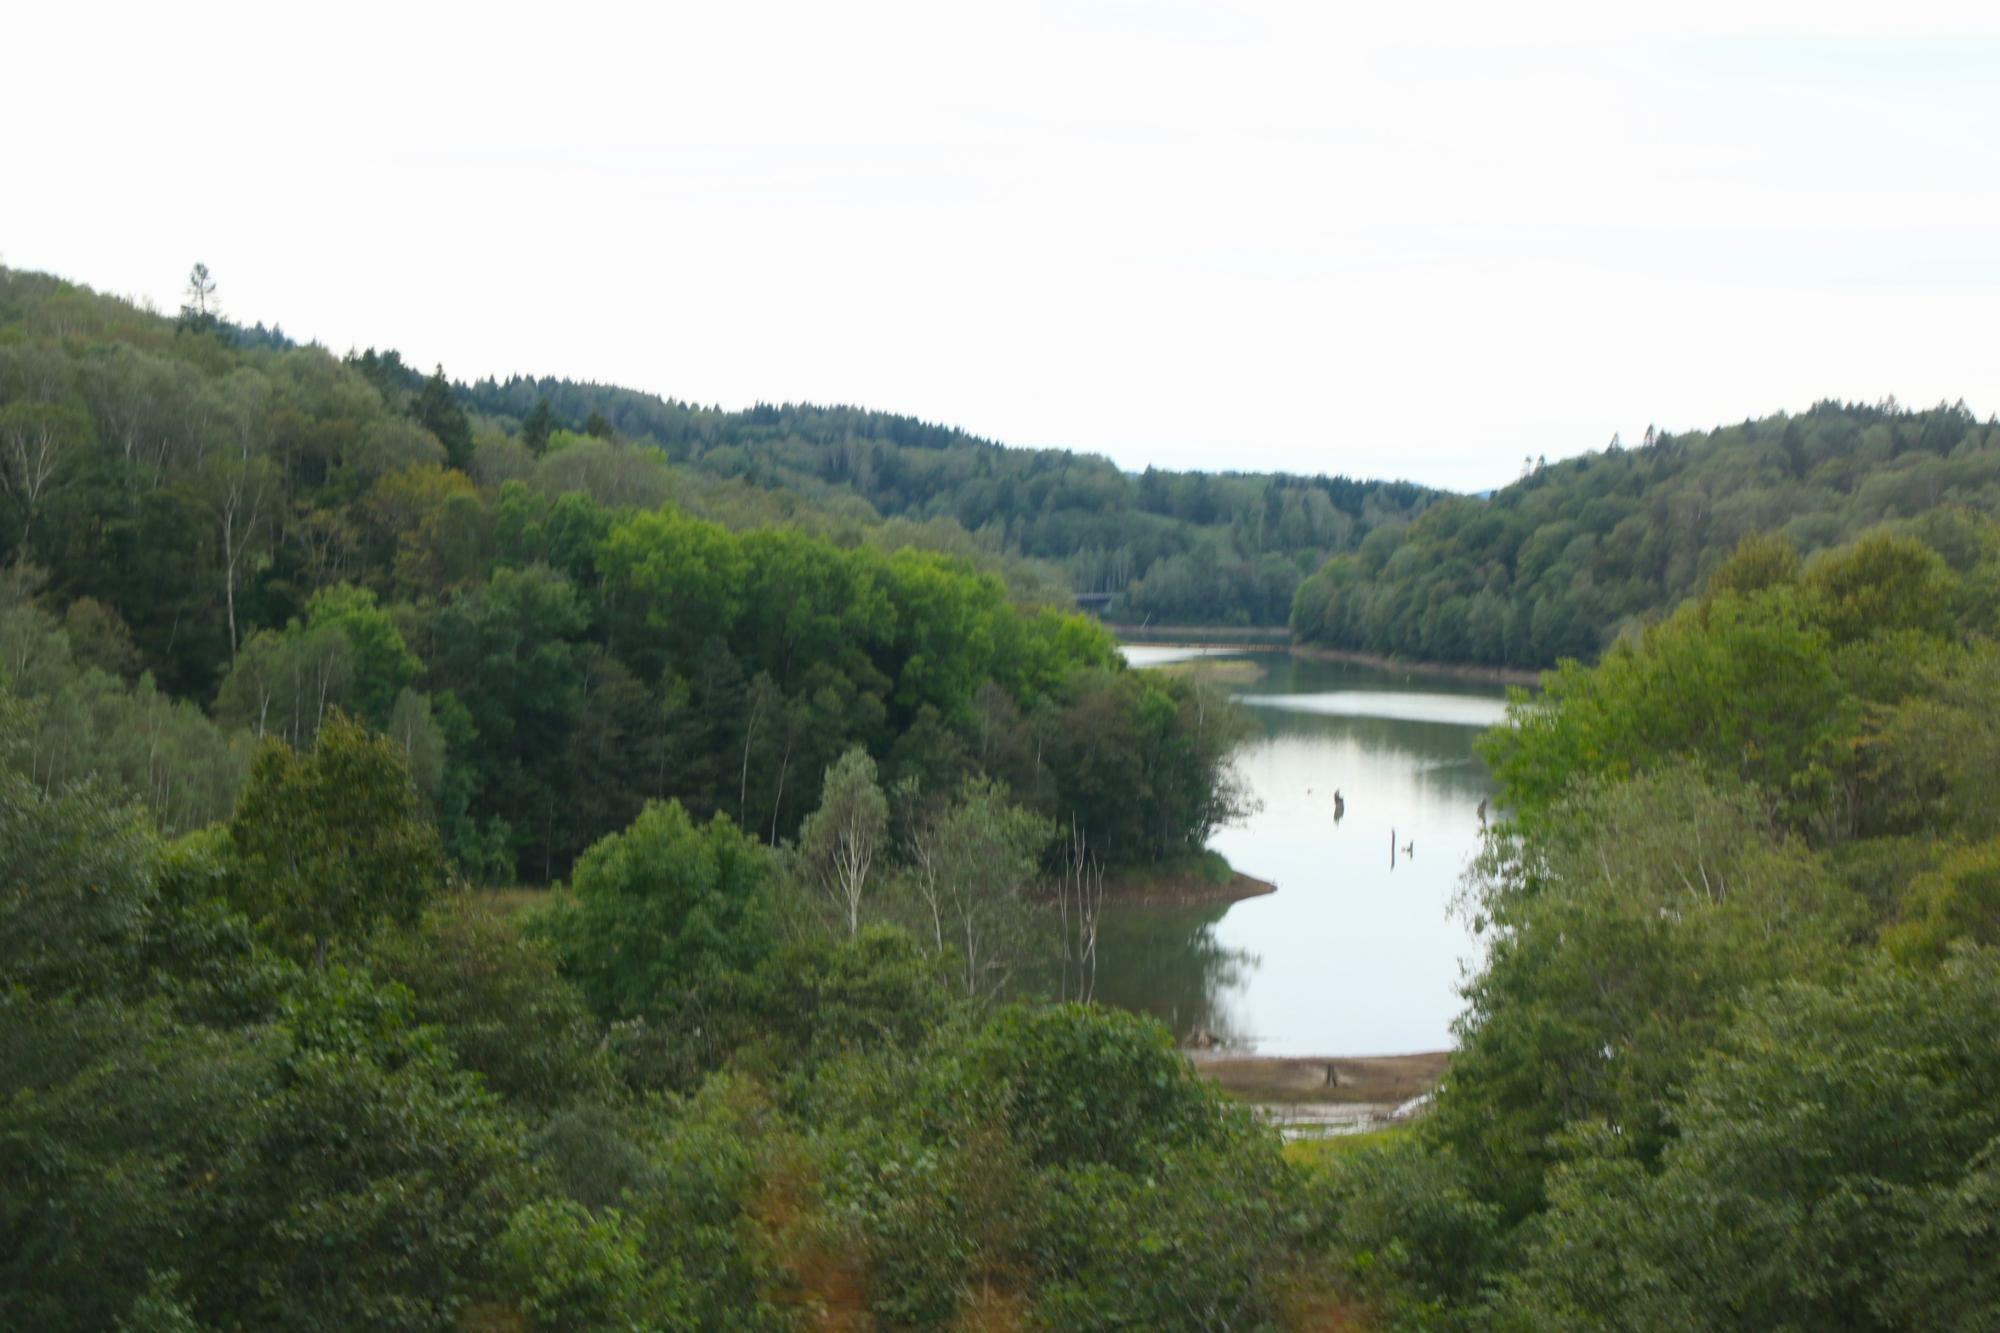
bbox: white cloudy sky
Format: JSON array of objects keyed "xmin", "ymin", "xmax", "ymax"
[{"xmin": 8, "ymin": 1, "xmax": 1999, "ymax": 491}]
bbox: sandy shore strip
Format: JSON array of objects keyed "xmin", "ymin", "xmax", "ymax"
[
  {"xmin": 1284, "ymin": 644, "xmax": 1542, "ymax": 688},
  {"xmin": 1100, "ymin": 866, "xmax": 1277, "ymax": 908},
  {"xmin": 1190, "ymin": 1049, "xmax": 1451, "ymax": 1138}
]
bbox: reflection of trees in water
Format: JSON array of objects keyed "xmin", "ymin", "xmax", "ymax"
[
  {"xmin": 1087, "ymin": 902, "xmax": 1258, "ymax": 1047},
  {"xmin": 1235, "ymin": 652, "xmax": 1514, "ymax": 705},
  {"xmin": 1232, "ymin": 721, "xmax": 1495, "ymax": 807},
  {"xmin": 1253, "ymin": 711, "xmax": 1492, "ymax": 767}
]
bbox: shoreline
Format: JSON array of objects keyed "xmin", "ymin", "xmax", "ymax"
[
  {"xmin": 1111, "ymin": 622, "xmax": 1546, "ymax": 688},
  {"xmin": 1192, "ymin": 1050, "xmax": 1449, "ymax": 1137},
  {"xmin": 1101, "ymin": 864, "xmax": 1277, "ymax": 908},
  {"xmin": 1285, "ymin": 643, "xmax": 1543, "ymax": 688},
  {"xmin": 1188, "ymin": 1049, "xmax": 1449, "ymax": 1105},
  {"xmin": 1106, "ymin": 622, "xmax": 1292, "ymax": 646}
]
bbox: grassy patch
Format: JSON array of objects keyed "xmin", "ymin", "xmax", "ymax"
[
  {"xmin": 471, "ymin": 886, "xmax": 552, "ymax": 918},
  {"xmin": 1283, "ymin": 1126, "xmax": 1407, "ymax": 1168},
  {"xmin": 1155, "ymin": 657, "xmax": 1266, "ymax": 685}
]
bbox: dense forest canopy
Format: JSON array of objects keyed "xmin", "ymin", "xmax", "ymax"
[
  {"xmin": 1293, "ymin": 400, "xmax": 2000, "ymax": 668},
  {"xmin": 1303, "ymin": 513, "xmax": 2000, "ymax": 1325},
  {"xmin": 9, "ymin": 259, "xmax": 1999, "ymax": 1329},
  {"xmin": 457, "ymin": 373, "xmax": 1441, "ymax": 626},
  {"xmin": 0, "ymin": 266, "xmax": 1240, "ymax": 883}
]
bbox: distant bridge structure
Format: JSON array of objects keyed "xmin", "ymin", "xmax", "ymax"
[{"xmin": 1074, "ymin": 591, "xmax": 1116, "ymax": 616}]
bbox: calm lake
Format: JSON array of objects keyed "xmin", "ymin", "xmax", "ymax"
[{"xmin": 1100, "ymin": 647, "xmax": 1512, "ymax": 1057}]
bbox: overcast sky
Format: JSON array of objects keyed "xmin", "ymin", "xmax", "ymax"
[{"xmin": 9, "ymin": 1, "xmax": 1999, "ymax": 491}]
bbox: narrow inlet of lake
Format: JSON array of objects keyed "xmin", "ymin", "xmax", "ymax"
[{"xmin": 1100, "ymin": 647, "xmax": 1510, "ymax": 1056}]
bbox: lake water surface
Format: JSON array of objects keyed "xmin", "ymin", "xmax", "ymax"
[{"xmin": 1100, "ymin": 647, "xmax": 1511, "ymax": 1056}]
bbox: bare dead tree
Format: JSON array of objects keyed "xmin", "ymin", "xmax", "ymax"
[{"xmin": 1057, "ymin": 815, "xmax": 1106, "ymax": 1003}]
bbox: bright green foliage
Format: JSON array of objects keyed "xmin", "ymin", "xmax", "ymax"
[
  {"xmin": 532, "ymin": 801, "xmax": 773, "ymax": 1024},
  {"xmin": 901, "ymin": 774, "xmax": 1057, "ymax": 996},
  {"xmin": 467, "ymin": 373, "xmax": 1436, "ymax": 627},
  {"xmin": 1884, "ymin": 839, "xmax": 2000, "ymax": 962},
  {"xmin": 0, "ymin": 269, "xmax": 1245, "ymax": 884},
  {"xmin": 304, "ymin": 581, "xmax": 422, "ymax": 720},
  {"xmin": 226, "ymin": 712, "xmax": 447, "ymax": 964},
  {"xmin": 497, "ymin": 1199, "xmax": 689, "ymax": 1332},
  {"xmin": 1344, "ymin": 516, "xmax": 2000, "ymax": 1321},
  {"xmin": 1703, "ymin": 530, "xmax": 1802, "ymax": 598},
  {"xmin": 1855, "ymin": 645, "xmax": 2000, "ymax": 843},
  {"xmin": 1483, "ymin": 589, "xmax": 1850, "ymax": 830},
  {"xmin": 795, "ymin": 746, "xmax": 889, "ymax": 934},
  {"xmin": 1800, "ymin": 529, "xmax": 1956, "ymax": 645}
]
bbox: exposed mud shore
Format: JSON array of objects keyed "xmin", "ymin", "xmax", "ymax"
[
  {"xmin": 1100, "ymin": 865, "xmax": 1277, "ymax": 908},
  {"xmin": 1284, "ymin": 644, "xmax": 1542, "ymax": 688},
  {"xmin": 1191, "ymin": 1050, "xmax": 1451, "ymax": 1138}
]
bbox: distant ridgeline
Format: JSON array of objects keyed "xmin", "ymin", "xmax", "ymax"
[
  {"xmin": 0, "ymin": 267, "xmax": 1245, "ymax": 882},
  {"xmin": 458, "ymin": 374, "xmax": 1441, "ymax": 626},
  {"xmin": 1293, "ymin": 401, "xmax": 2000, "ymax": 668}
]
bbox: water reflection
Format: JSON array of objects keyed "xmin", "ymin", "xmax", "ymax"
[{"xmin": 1096, "ymin": 650, "xmax": 1506, "ymax": 1056}]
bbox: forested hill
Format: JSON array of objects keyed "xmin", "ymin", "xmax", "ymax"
[
  {"xmin": 1291, "ymin": 400, "xmax": 2000, "ymax": 668},
  {"xmin": 459, "ymin": 373, "xmax": 1441, "ymax": 625},
  {"xmin": 0, "ymin": 266, "xmax": 1246, "ymax": 885}
]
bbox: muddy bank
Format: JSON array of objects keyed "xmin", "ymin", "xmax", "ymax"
[
  {"xmin": 1286, "ymin": 644, "xmax": 1542, "ymax": 689},
  {"xmin": 1189, "ymin": 1050, "xmax": 1450, "ymax": 1139},
  {"xmin": 1191, "ymin": 1050, "xmax": 1449, "ymax": 1106},
  {"xmin": 1105, "ymin": 622, "xmax": 1292, "ymax": 647},
  {"xmin": 1100, "ymin": 864, "xmax": 1277, "ymax": 908},
  {"xmin": 1152, "ymin": 656, "xmax": 1266, "ymax": 684}
]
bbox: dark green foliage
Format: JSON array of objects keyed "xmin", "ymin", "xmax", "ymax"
[
  {"xmin": 0, "ymin": 768, "xmax": 520, "ymax": 1331},
  {"xmin": 1434, "ymin": 769, "xmax": 1859, "ymax": 1219},
  {"xmin": 1028, "ymin": 1146, "xmax": 1301, "ymax": 1332},
  {"xmin": 461, "ymin": 374, "xmax": 1438, "ymax": 625},
  {"xmin": 210, "ymin": 977, "xmax": 523, "ymax": 1331},
  {"xmin": 370, "ymin": 894, "xmax": 615, "ymax": 1110},
  {"xmin": 744, "ymin": 925, "xmax": 954, "ymax": 1064},
  {"xmin": 0, "ymin": 765, "xmax": 159, "ymax": 997},
  {"xmin": 519, "ymin": 396, "xmax": 556, "ymax": 455},
  {"xmin": 1505, "ymin": 952, "xmax": 2000, "ymax": 1330},
  {"xmin": 0, "ymin": 265, "xmax": 1257, "ymax": 885},
  {"xmin": 1303, "ymin": 1136, "xmax": 1503, "ymax": 1325},
  {"xmin": 225, "ymin": 712, "xmax": 447, "ymax": 964},
  {"xmin": 1294, "ymin": 401, "xmax": 2000, "ymax": 667},
  {"xmin": 414, "ymin": 363, "xmax": 475, "ymax": 470},
  {"xmin": 969, "ymin": 1002, "xmax": 1234, "ymax": 1171},
  {"xmin": 1336, "ymin": 516, "xmax": 2000, "ymax": 1324}
]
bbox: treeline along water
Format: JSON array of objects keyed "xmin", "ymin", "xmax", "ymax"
[{"xmin": 1100, "ymin": 648, "xmax": 1508, "ymax": 1055}]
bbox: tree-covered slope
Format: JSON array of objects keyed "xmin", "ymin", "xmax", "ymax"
[
  {"xmin": 1292, "ymin": 401, "xmax": 2000, "ymax": 667},
  {"xmin": 0, "ymin": 266, "xmax": 1241, "ymax": 883},
  {"xmin": 461, "ymin": 374, "xmax": 1442, "ymax": 625},
  {"xmin": 1303, "ymin": 515, "xmax": 2000, "ymax": 1325}
]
